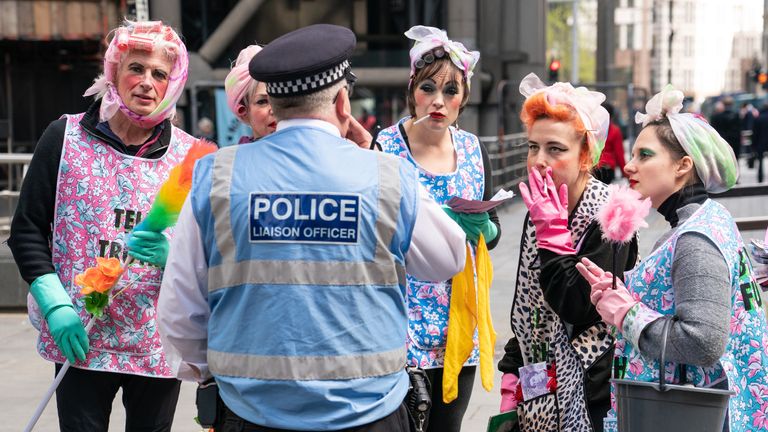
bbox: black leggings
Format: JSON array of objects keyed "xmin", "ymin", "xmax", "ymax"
[
  {"xmin": 423, "ymin": 366, "xmax": 477, "ymax": 432},
  {"xmin": 54, "ymin": 363, "xmax": 181, "ymax": 432}
]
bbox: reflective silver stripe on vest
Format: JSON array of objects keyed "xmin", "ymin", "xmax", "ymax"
[
  {"xmin": 208, "ymin": 347, "xmax": 406, "ymax": 380},
  {"xmin": 210, "ymin": 145, "xmax": 238, "ymax": 262},
  {"xmin": 208, "ymin": 147, "xmax": 404, "ymax": 290}
]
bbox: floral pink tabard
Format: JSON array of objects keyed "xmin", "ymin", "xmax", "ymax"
[{"xmin": 37, "ymin": 113, "xmax": 194, "ymax": 377}]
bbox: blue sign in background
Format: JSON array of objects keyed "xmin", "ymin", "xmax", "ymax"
[
  {"xmin": 215, "ymin": 88, "xmax": 252, "ymax": 147},
  {"xmin": 249, "ymin": 193, "xmax": 360, "ymax": 244}
]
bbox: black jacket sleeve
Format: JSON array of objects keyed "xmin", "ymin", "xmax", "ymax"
[
  {"xmin": 498, "ymin": 336, "xmax": 525, "ymax": 375},
  {"xmin": 538, "ymin": 221, "xmax": 638, "ymax": 326},
  {"xmin": 498, "ymin": 221, "xmax": 528, "ymax": 376},
  {"xmin": 8, "ymin": 119, "xmax": 66, "ymax": 284},
  {"xmin": 479, "ymin": 139, "xmax": 502, "ymax": 250}
]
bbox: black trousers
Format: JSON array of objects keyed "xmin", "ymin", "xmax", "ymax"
[
  {"xmin": 422, "ymin": 365, "xmax": 477, "ymax": 432},
  {"xmin": 216, "ymin": 402, "xmax": 411, "ymax": 432},
  {"xmin": 54, "ymin": 363, "xmax": 181, "ymax": 432}
]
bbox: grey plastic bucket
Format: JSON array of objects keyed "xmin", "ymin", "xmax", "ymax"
[{"xmin": 611, "ymin": 318, "xmax": 734, "ymax": 432}]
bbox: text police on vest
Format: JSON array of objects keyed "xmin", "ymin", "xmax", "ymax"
[{"xmin": 249, "ymin": 193, "xmax": 360, "ymax": 244}]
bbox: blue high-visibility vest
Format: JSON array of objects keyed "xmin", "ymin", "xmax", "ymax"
[{"xmin": 190, "ymin": 126, "xmax": 420, "ymax": 430}]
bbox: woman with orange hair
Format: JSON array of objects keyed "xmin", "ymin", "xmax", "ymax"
[{"xmin": 496, "ymin": 73, "xmax": 638, "ymax": 431}]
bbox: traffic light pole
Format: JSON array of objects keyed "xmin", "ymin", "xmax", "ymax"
[
  {"xmin": 550, "ymin": 0, "xmax": 580, "ymax": 83},
  {"xmin": 571, "ymin": 0, "xmax": 579, "ymax": 83},
  {"xmin": 763, "ymin": 0, "xmax": 768, "ymax": 95}
]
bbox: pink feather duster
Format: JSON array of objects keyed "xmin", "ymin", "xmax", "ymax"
[{"xmin": 597, "ymin": 184, "xmax": 652, "ymax": 244}]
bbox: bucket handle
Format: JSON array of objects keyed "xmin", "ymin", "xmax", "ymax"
[{"xmin": 658, "ymin": 316, "xmax": 686, "ymax": 392}]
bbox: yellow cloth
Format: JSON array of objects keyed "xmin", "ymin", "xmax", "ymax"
[
  {"xmin": 442, "ymin": 234, "xmax": 496, "ymax": 403},
  {"xmin": 442, "ymin": 242, "xmax": 475, "ymax": 403},
  {"xmin": 476, "ymin": 233, "xmax": 497, "ymax": 392}
]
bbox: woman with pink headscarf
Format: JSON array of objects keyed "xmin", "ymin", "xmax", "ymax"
[
  {"xmin": 225, "ymin": 44, "xmax": 276, "ymax": 143},
  {"xmin": 8, "ymin": 20, "xmax": 196, "ymax": 430}
]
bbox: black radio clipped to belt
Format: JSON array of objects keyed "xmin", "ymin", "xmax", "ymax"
[
  {"xmin": 406, "ymin": 366, "xmax": 432, "ymax": 432},
  {"xmin": 196, "ymin": 378, "xmax": 220, "ymax": 429}
]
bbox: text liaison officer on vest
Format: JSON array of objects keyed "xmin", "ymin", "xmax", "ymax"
[{"xmin": 157, "ymin": 24, "xmax": 468, "ymax": 432}]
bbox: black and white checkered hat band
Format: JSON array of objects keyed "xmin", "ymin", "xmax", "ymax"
[{"xmin": 267, "ymin": 61, "xmax": 350, "ymax": 96}]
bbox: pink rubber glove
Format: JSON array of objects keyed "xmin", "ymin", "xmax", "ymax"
[
  {"xmin": 519, "ymin": 167, "xmax": 576, "ymax": 255},
  {"xmin": 576, "ymin": 257, "xmax": 638, "ymax": 328},
  {"xmin": 500, "ymin": 373, "xmax": 519, "ymax": 412}
]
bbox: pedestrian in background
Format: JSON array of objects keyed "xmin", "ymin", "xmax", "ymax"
[
  {"xmin": 157, "ymin": 24, "xmax": 468, "ymax": 431},
  {"xmin": 374, "ymin": 25, "xmax": 500, "ymax": 432},
  {"xmin": 578, "ymin": 84, "xmax": 768, "ymax": 432},
  {"xmin": 739, "ymin": 102, "xmax": 757, "ymax": 137},
  {"xmin": 358, "ymin": 107, "xmax": 377, "ymax": 133},
  {"xmin": 751, "ymin": 102, "xmax": 768, "ymax": 182},
  {"xmin": 8, "ymin": 20, "xmax": 196, "ymax": 431},
  {"xmin": 740, "ymin": 102, "xmax": 758, "ymax": 168},
  {"xmin": 710, "ymin": 96, "xmax": 741, "ymax": 159},
  {"xmin": 224, "ymin": 44, "xmax": 277, "ymax": 144},
  {"xmin": 594, "ymin": 102, "xmax": 626, "ymax": 184},
  {"xmin": 197, "ymin": 117, "xmax": 217, "ymax": 144},
  {"xmin": 498, "ymin": 73, "xmax": 638, "ymax": 432}
]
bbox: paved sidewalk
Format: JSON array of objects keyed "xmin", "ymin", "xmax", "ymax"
[{"xmin": 3, "ymin": 157, "xmax": 766, "ymax": 431}]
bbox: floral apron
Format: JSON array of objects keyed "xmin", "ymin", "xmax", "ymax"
[
  {"xmin": 605, "ymin": 199, "xmax": 768, "ymax": 432},
  {"xmin": 37, "ymin": 113, "xmax": 194, "ymax": 377},
  {"xmin": 378, "ymin": 117, "xmax": 485, "ymax": 368}
]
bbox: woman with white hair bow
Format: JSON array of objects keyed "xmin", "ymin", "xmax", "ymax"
[
  {"xmin": 8, "ymin": 19, "xmax": 197, "ymax": 430},
  {"xmin": 224, "ymin": 44, "xmax": 276, "ymax": 143},
  {"xmin": 577, "ymin": 85, "xmax": 768, "ymax": 431},
  {"xmin": 373, "ymin": 25, "xmax": 500, "ymax": 432}
]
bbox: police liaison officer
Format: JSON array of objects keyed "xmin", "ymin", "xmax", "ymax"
[{"xmin": 157, "ymin": 24, "xmax": 468, "ymax": 431}]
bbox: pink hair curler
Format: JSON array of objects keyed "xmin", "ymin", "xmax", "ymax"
[
  {"xmin": 127, "ymin": 35, "xmax": 155, "ymax": 52},
  {"xmin": 133, "ymin": 21, "xmax": 162, "ymax": 34}
]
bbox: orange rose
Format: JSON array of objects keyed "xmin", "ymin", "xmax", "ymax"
[
  {"xmin": 75, "ymin": 273, "xmax": 92, "ymax": 295},
  {"xmin": 96, "ymin": 257, "xmax": 122, "ymax": 278},
  {"xmin": 77, "ymin": 267, "xmax": 105, "ymax": 295},
  {"xmin": 76, "ymin": 258, "xmax": 122, "ymax": 295}
]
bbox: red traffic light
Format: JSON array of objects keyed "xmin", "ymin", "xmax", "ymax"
[{"xmin": 549, "ymin": 59, "xmax": 561, "ymax": 71}]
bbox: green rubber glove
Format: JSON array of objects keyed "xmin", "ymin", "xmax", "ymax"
[
  {"xmin": 442, "ymin": 206, "xmax": 499, "ymax": 244},
  {"xmin": 127, "ymin": 230, "xmax": 169, "ymax": 267},
  {"xmin": 30, "ymin": 274, "xmax": 89, "ymax": 363}
]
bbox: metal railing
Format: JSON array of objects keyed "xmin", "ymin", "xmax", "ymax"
[
  {"xmin": 0, "ymin": 140, "xmax": 534, "ymax": 233},
  {"xmin": 0, "ymin": 153, "xmax": 32, "ymax": 233},
  {"xmin": 1, "ymin": 146, "xmax": 765, "ymax": 233},
  {"xmin": 712, "ymin": 184, "xmax": 768, "ymax": 232},
  {"xmin": 480, "ymin": 132, "xmax": 529, "ymax": 193}
]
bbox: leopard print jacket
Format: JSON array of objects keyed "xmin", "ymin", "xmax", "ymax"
[{"xmin": 512, "ymin": 177, "xmax": 614, "ymax": 432}]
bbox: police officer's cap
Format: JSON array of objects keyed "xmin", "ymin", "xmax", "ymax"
[{"xmin": 249, "ymin": 24, "xmax": 356, "ymax": 98}]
